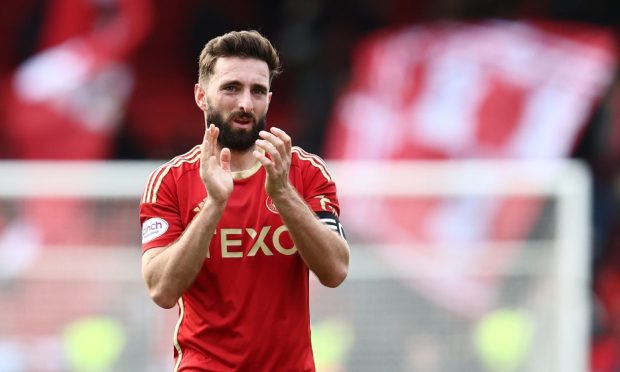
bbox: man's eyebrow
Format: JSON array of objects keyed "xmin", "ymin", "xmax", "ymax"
[
  {"xmin": 219, "ymin": 80, "xmax": 269, "ymax": 90},
  {"xmin": 219, "ymin": 80, "xmax": 242, "ymax": 86},
  {"xmin": 251, "ymin": 83, "xmax": 269, "ymax": 91}
]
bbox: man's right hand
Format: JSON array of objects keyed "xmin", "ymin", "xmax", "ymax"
[
  {"xmin": 143, "ymin": 124, "xmax": 232, "ymax": 309},
  {"xmin": 200, "ymin": 124, "xmax": 233, "ymax": 205}
]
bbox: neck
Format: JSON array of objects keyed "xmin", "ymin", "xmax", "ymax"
[{"xmin": 223, "ymin": 145, "xmax": 260, "ymax": 172}]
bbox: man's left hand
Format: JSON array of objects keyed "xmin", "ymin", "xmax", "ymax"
[{"xmin": 253, "ymin": 127, "xmax": 292, "ymax": 198}]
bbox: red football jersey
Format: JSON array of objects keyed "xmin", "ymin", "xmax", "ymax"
[{"xmin": 139, "ymin": 145, "xmax": 341, "ymax": 371}]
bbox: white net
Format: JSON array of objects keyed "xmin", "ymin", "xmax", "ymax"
[{"xmin": 0, "ymin": 160, "xmax": 591, "ymax": 372}]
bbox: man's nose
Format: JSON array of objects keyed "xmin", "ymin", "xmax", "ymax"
[{"xmin": 237, "ymin": 89, "xmax": 254, "ymax": 113}]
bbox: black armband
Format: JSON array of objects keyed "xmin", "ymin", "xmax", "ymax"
[{"xmin": 316, "ymin": 211, "xmax": 347, "ymax": 240}]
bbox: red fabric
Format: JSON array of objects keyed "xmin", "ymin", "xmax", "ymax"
[
  {"xmin": 39, "ymin": 0, "xmax": 153, "ymax": 66},
  {"xmin": 4, "ymin": 0, "xmax": 152, "ymax": 160},
  {"xmin": 139, "ymin": 146, "xmax": 340, "ymax": 371},
  {"xmin": 324, "ymin": 20, "xmax": 618, "ymax": 316}
]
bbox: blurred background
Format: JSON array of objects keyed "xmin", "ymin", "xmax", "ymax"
[{"xmin": 1, "ymin": 0, "xmax": 620, "ymax": 371}]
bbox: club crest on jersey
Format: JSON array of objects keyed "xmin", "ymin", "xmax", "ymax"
[
  {"xmin": 265, "ymin": 196, "xmax": 279, "ymax": 214},
  {"xmin": 142, "ymin": 218, "xmax": 169, "ymax": 243}
]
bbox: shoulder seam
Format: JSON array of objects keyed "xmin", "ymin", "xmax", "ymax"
[
  {"xmin": 292, "ymin": 146, "xmax": 333, "ymax": 183},
  {"xmin": 142, "ymin": 146, "xmax": 201, "ymax": 203}
]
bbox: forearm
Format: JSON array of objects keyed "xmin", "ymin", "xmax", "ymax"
[
  {"xmin": 272, "ymin": 186, "xmax": 350, "ymax": 287},
  {"xmin": 143, "ymin": 198, "xmax": 225, "ymax": 308}
]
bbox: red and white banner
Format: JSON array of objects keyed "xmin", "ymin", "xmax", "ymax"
[{"xmin": 326, "ymin": 20, "xmax": 618, "ymax": 315}]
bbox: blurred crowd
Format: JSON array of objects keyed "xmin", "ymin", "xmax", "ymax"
[
  {"xmin": 2, "ymin": 0, "xmax": 620, "ymax": 370},
  {"xmin": 1, "ymin": 0, "xmax": 618, "ymax": 158}
]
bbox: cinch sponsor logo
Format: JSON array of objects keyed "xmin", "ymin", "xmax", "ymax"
[
  {"xmin": 142, "ymin": 218, "xmax": 169, "ymax": 243},
  {"xmin": 206, "ymin": 225, "xmax": 296, "ymax": 258}
]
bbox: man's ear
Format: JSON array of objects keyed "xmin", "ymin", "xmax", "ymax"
[
  {"xmin": 194, "ymin": 84, "xmax": 207, "ymax": 110},
  {"xmin": 265, "ymin": 91, "xmax": 272, "ymax": 112}
]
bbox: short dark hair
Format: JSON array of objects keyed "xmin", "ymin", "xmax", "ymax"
[{"xmin": 198, "ymin": 30, "xmax": 282, "ymax": 85}]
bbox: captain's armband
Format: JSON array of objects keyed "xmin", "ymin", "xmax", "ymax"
[{"xmin": 316, "ymin": 211, "xmax": 347, "ymax": 240}]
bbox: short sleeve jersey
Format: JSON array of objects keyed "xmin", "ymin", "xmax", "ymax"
[{"xmin": 139, "ymin": 145, "xmax": 341, "ymax": 372}]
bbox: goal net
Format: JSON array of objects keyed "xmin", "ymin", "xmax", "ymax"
[{"xmin": 0, "ymin": 159, "xmax": 590, "ymax": 372}]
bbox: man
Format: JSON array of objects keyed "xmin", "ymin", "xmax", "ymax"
[{"xmin": 139, "ymin": 30, "xmax": 350, "ymax": 371}]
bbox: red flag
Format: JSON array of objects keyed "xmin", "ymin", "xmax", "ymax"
[{"xmin": 326, "ymin": 20, "xmax": 618, "ymax": 315}]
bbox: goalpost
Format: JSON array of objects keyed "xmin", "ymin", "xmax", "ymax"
[
  {"xmin": 322, "ymin": 160, "xmax": 591, "ymax": 372},
  {"xmin": 0, "ymin": 159, "xmax": 590, "ymax": 371}
]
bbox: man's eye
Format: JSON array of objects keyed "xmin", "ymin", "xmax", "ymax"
[
  {"xmin": 224, "ymin": 86, "xmax": 237, "ymax": 92},
  {"xmin": 252, "ymin": 88, "xmax": 267, "ymax": 95}
]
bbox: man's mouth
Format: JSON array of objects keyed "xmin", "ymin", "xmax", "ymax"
[{"xmin": 230, "ymin": 114, "xmax": 254, "ymax": 127}]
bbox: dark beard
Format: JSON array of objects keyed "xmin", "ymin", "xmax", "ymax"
[{"xmin": 207, "ymin": 108, "xmax": 265, "ymax": 151}]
